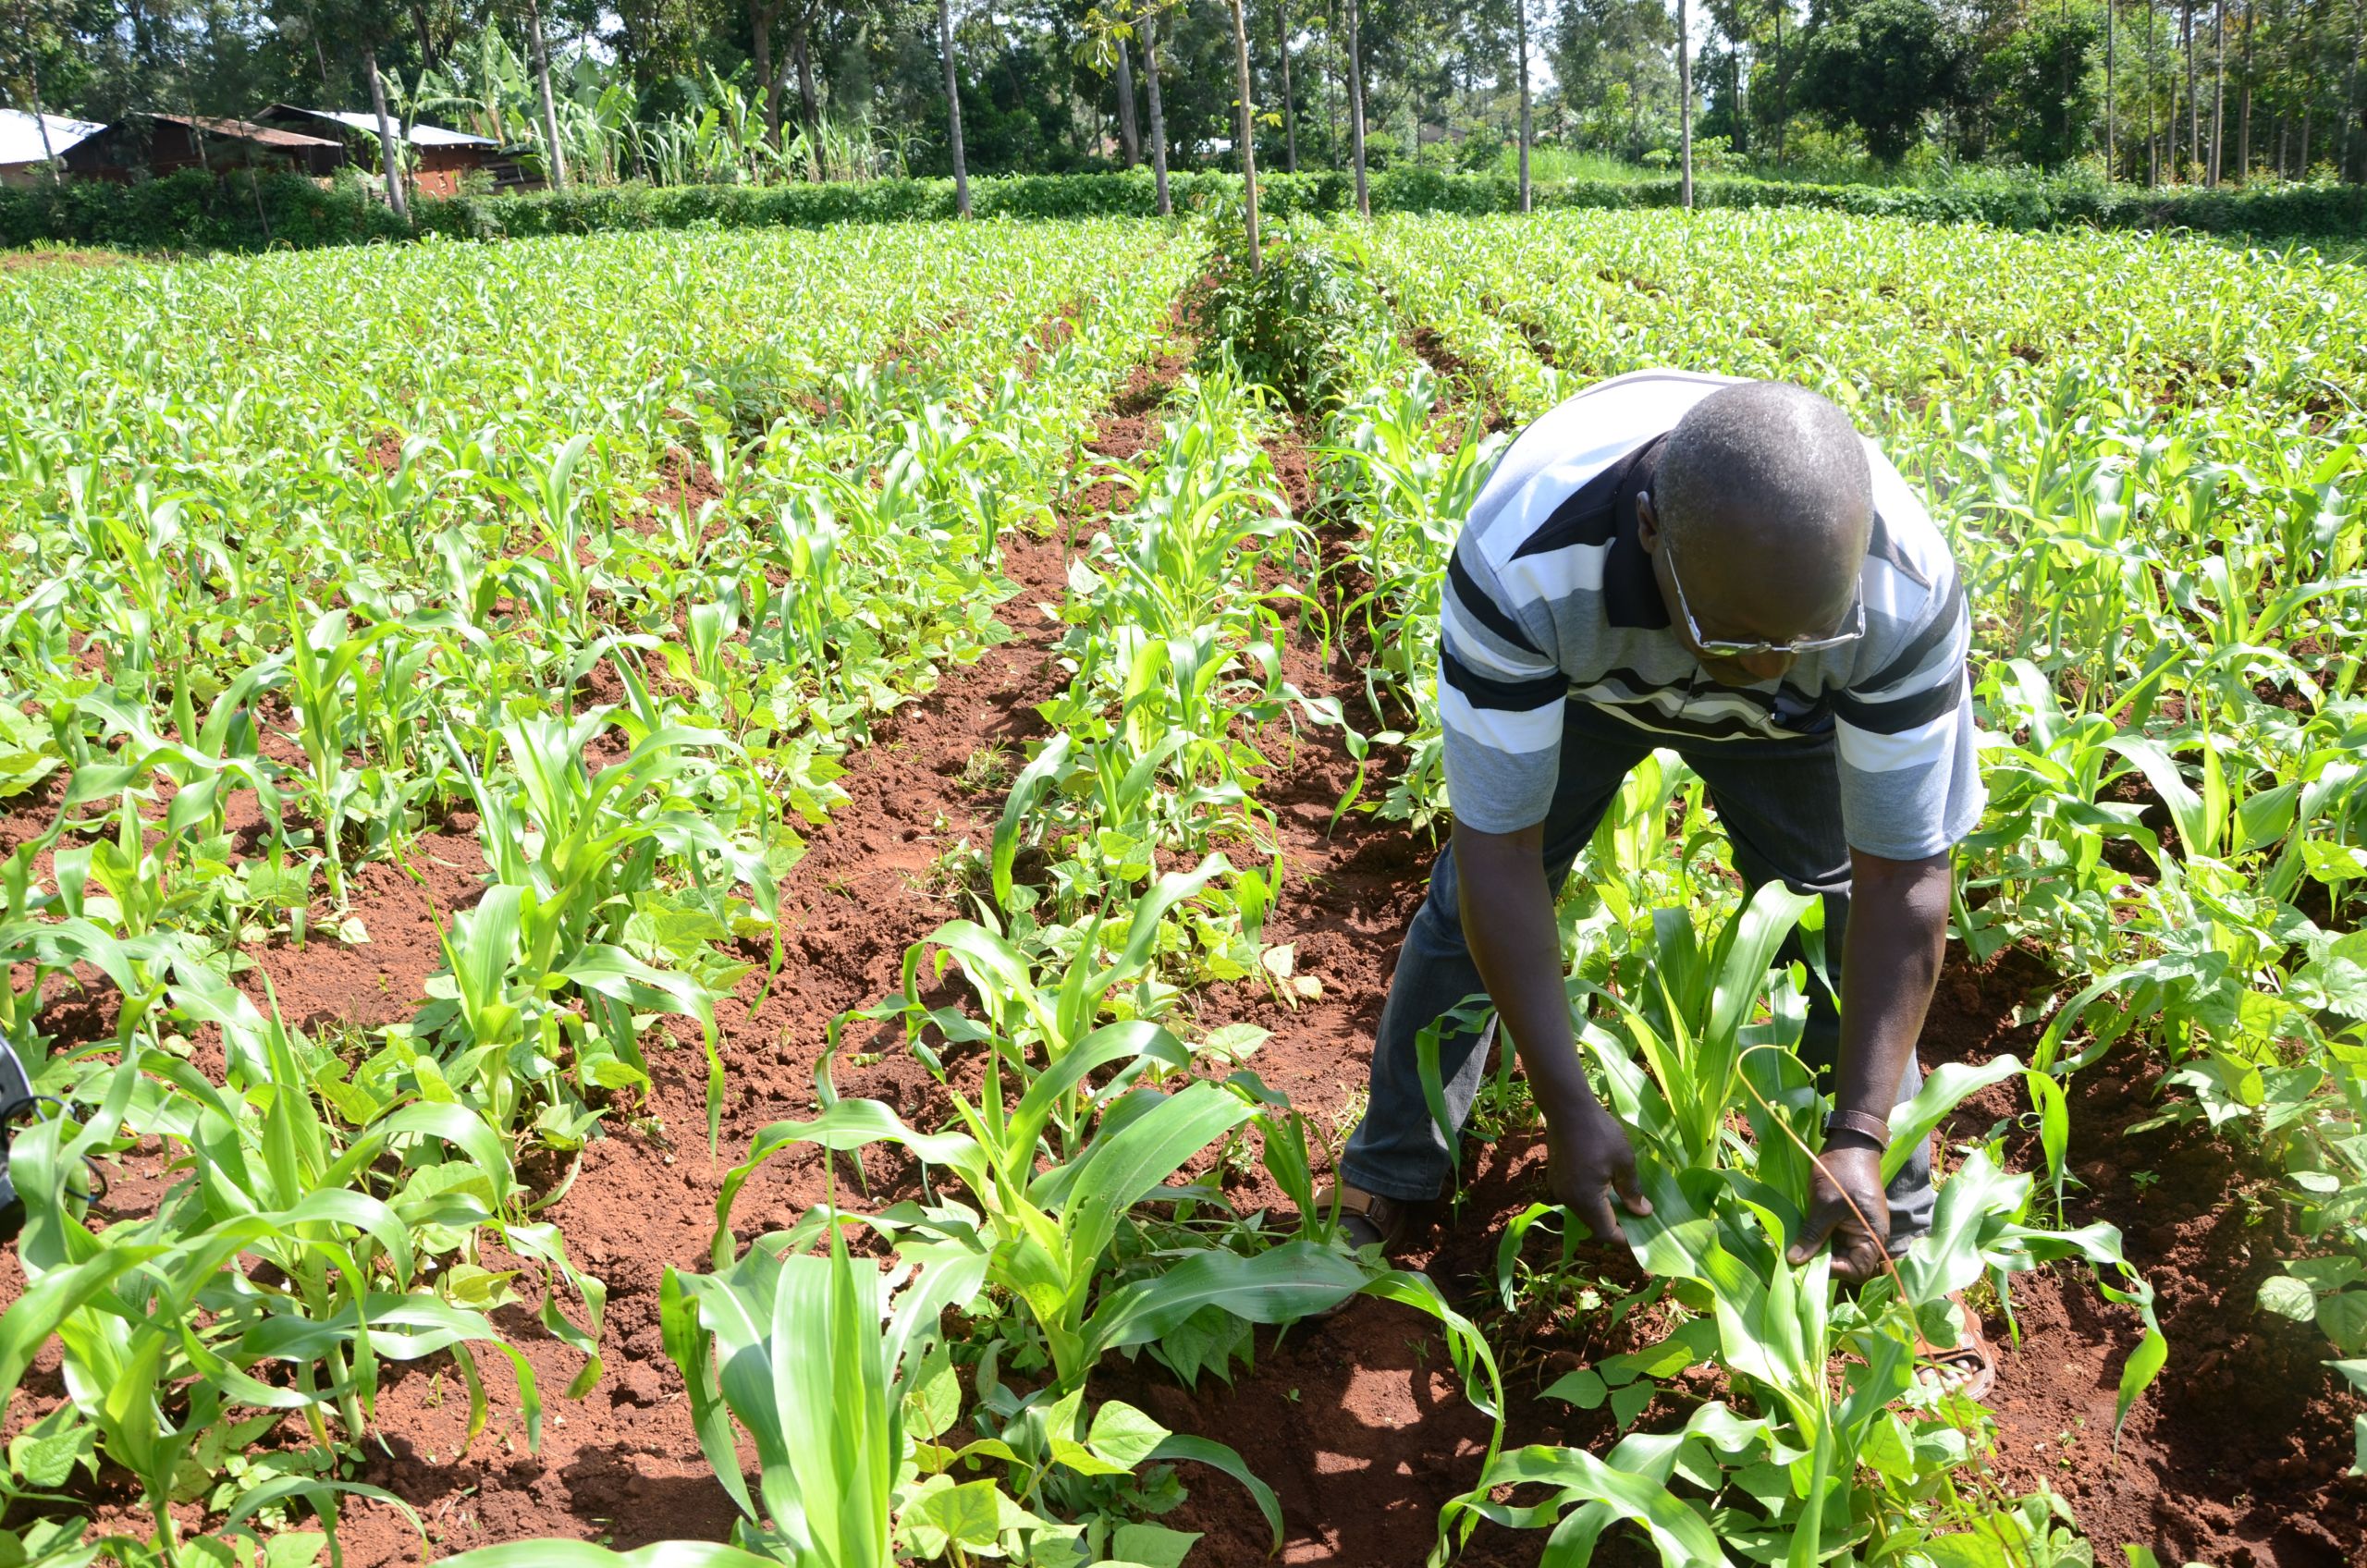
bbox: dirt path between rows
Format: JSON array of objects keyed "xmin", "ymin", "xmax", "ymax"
[
  {"xmin": 11, "ymin": 304, "xmax": 2351, "ymax": 1568},
  {"xmin": 314, "ymin": 527, "xmax": 1085, "ymax": 1562}
]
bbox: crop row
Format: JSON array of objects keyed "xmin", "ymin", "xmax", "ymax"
[
  {"xmin": 1314, "ymin": 209, "xmax": 2365, "ymax": 1540},
  {"xmin": 0, "ymin": 221, "xmax": 1222, "ymax": 1565}
]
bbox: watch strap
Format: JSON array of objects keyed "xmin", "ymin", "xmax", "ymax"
[{"xmin": 1823, "ymin": 1109, "xmax": 1893, "ymax": 1145}]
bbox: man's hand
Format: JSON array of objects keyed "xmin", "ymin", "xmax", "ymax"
[
  {"xmin": 1788, "ymin": 1138, "xmax": 1890, "ymax": 1283},
  {"xmin": 1546, "ymin": 1093, "xmax": 1652, "ymax": 1246},
  {"xmin": 1452, "ymin": 821, "xmax": 1653, "ymax": 1251}
]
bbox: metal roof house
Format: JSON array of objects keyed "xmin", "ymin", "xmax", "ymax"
[
  {"xmin": 60, "ymin": 114, "xmax": 347, "ymax": 182},
  {"xmin": 0, "ymin": 110, "xmax": 104, "ymax": 187},
  {"xmin": 254, "ymin": 105, "xmax": 499, "ymax": 196}
]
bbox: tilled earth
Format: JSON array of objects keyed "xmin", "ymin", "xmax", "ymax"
[{"xmin": 4, "ymin": 361, "xmax": 2360, "ymax": 1566}]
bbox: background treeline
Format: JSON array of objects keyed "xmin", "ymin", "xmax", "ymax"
[
  {"xmin": 6, "ymin": 163, "xmax": 2361, "ymax": 256},
  {"xmin": 3, "ymin": 0, "xmax": 2361, "ymax": 197}
]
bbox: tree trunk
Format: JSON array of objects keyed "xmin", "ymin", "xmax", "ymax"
[
  {"xmin": 752, "ymin": 2, "xmax": 782, "ymax": 151},
  {"xmin": 1115, "ymin": 31, "xmax": 1141, "ymax": 166},
  {"xmin": 2300, "ymin": 0, "xmax": 2319, "ymax": 174},
  {"xmin": 2107, "ymin": 0, "xmax": 2117, "ymax": 175},
  {"xmin": 2239, "ymin": 0, "xmax": 2254, "ymax": 178},
  {"xmin": 1346, "ymin": 0, "xmax": 1369, "ymax": 214},
  {"xmin": 1679, "ymin": 0, "xmax": 1694, "ymax": 206},
  {"xmin": 2184, "ymin": 0, "xmax": 2198, "ymax": 178},
  {"xmin": 2211, "ymin": 0, "xmax": 2226, "ymax": 181},
  {"xmin": 1516, "ymin": 0, "xmax": 1532, "ymax": 211},
  {"xmin": 1278, "ymin": 0, "xmax": 1300, "ymax": 172},
  {"xmin": 410, "ymin": 2, "xmax": 439, "ymax": 68},
  {"xmin": 793, "ymin": 27, "xmax": 819, "ymax": 147},
  {"xmin": 525, "ymin": 0, "xmax": 568, "ymax": 190},
  {"xmin": 1773, "ymin": 0, "xmax": 1786, "ymax": 162},
  {"xmin": 938, "ymin": 0, "xmax": 970, "ymax": 215},
  {"xmin": 29, "ymin": 56, "xmax": 61, "ymax": 188},
  {"xmin": 1229, "ymin": 0, "xmax": 1263, "ymax": 268},
  {"xmin": 2151, "ymin": 0, "xmax": 2164, "ymax": 182},
  {"xmin": 1323, "ymin": 0, "xmax": 1340, "ymax": 167},
  {"xmin": 2345, "ymin": 0, "xmax": 2366, "ymax": 180},
  {"xmin": 364, "ymin": 44, "xmax": 411, "ymax": 221},
  {"xmin": 1144, "ymin": 9, "xmax": 1171, "ymax": 214}
]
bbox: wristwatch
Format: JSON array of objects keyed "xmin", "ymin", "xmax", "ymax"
[{"xmin": 1822, "ymin": 1109, "xmax": 1893, "ymax": 1146}]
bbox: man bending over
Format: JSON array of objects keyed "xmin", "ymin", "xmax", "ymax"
[{"xmin": 1325, "ymin": 372, "xmax": 1982, "ymax": 1304}]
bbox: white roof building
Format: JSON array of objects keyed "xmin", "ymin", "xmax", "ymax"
[
  {"xmin": 259, "ymin": 105, "xmax": 497, "ymax": 149},
  {"xmin": 0, "ymin": 109, "xmax": 104, "ymax": 176}
]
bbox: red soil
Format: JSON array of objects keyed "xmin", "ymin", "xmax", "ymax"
[
  {"xmin": 1923, "ymin": 947, "xmax": 2367, "ymax": 1568},
  {"xmin": 6, "ymin": 382, "xmax": 2356, "ymax": 1568}
]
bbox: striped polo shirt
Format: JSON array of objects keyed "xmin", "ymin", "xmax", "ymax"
[{"xmin": 1441, "ymin": 369, "xmax": 1983, "ymax": 863}]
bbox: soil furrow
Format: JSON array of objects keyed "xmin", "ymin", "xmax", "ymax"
[{"xmin": 315, "ymin": 521, "xmax": 1082, "ymax": 1563}]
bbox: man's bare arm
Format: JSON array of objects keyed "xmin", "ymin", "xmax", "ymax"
[
  {"xmin": 1787, "ymin": 847, "xmax": 1951, "ymax": 1281},
  {"xmin": 1456, "ymin": 819, "xmax": 1652, "ymax": 1244}
]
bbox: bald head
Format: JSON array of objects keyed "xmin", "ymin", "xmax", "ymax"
[{"xmin": 1650, "ymin": 381, "xmax": 1872, "ymax": 634}]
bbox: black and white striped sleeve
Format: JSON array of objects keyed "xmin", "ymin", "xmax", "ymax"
[
  {"xmin": 1831, "ymin": 566, "xmax": 1984, "ymax": 861},
  {"xmin": 1438, "ymin": 538, "xmax": 1567, "ymax": 833}
]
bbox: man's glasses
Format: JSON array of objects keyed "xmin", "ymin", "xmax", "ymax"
[{"xmin": 1666, "ymin": 540, "xmax": 1866, "ymax": 658}]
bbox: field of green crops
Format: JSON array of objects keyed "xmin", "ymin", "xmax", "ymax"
[{"xmin": 0, "ymin": 209, "xmax": 2361, "ymax": 1568}]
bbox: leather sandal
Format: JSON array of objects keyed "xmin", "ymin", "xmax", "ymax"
[
  {"xmin": 1314, "ymin": 1182, "xmax": 1416, "ymax": 1256},
  {"xmin": 1916, "ymin": 1295, "xmax": 1998, "ymax": 1402}
]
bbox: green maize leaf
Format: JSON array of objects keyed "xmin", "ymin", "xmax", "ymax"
[
  {"xmin": 1147, "ymin": 1433, "xmax": 1285, "ymax": 1553},
  {"xmin": 0, "ymin": 1245, "xmax": 167, "ymax": 1413},
  {"xmin": 1085, "ymin": 1242, "xmax": 1367, "ymax": 1358},
  {"xmin": 1038, "ymin": 1078, "xmax": 1251, "ymax": 1219},
  {"xmin": 1441, "ymin": 1445, "xmax": 1730, "ymax": 1568},
  {"xmin": 993, "ymin": 731, "xmax": 1072, "ymax": 908},
  {"xmin": 1085, "ymin": 854, "xmax": 1232, "ymax": 1006},
  {"xmin": 659, "ymin": 1263, "xmax": 756, "ymax": 1525},
  {"xmin": 768, "ymin": 1231, "xmax": 895, "ymax": 1568},
  {"xmin": 1359, "ymin": 1268, "xmax": 1508, "ymax": 1431},
  {"xmin": 2107, "ymin": 736, "xmax": 2214, "ymax": 861},
  {"xmin": 562, "ymin": 944, "xmax": 726, "ymax": 1150},
  {"xmin": 1704, "ymin": 883, "xmax": 1814, "ymax": 1057},
  {"xmin": 717, "ymin": 1100, "xmax": 989, "ymax": 1265},
  {"xmin": 1003, "ymin": 1020, "xmax": 1190, "ymax": 1175},
  {"xmin": 376, "ymin": 1100, "xmax": 520, "ymax": 1207},
  {"xmin": 1881, "ymin": 1054, "xmax": 2027, "ymax": 1185}
]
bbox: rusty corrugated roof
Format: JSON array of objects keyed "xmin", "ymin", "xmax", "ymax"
[{"xmin": 148, "ymin": 113, "xmax": 342, "ymax": 150}]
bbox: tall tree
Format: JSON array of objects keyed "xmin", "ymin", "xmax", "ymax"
[
  {"xmin": 362, "ymin": 41, "xmax": 408, "ymax": 219},
  {"xmin": 2238, "ymin": 0, "xmax": 2254, "ymax": 178},
  {"xmin": 1276, "ymin": 0, "xmax": 1299, "ymax": 172},
  {"xmin": 1678, "ymin": 0, "xmax": 1693, "ymax": 205},
  {"xmin": 521, "ymin": 0, "xmax": 567, "ymax": 190},
  {"xmin": 1346, "ymin": 0, "xmax": 1368, "ymax": 214},
  {"xmin": 2184, "ymin": 0, "xmax": 2196, "ymax": 177},
  {"xmin": 1796, "ymin": 0, "xmax": 1961, "ymax": 164},
  {"xmin": 2151, "ymin": 0, "xmax": 2162, "ymax": 180},
  {"xmin": 789, "ymin": 4, "xmax": 819, "ymax": 149},
  {"xmin": 1143, "ymin": 3, "xmax": 1171, "ymax": 213},
  {"xmin": 1228, "ymin": 0, "xmax": 1262, "ymax": 266},
  {"xmin": 1516, "ymin": 0, "xmax": 1533, "ymax": 210},
  {"xmin": 2107, "ymin": 0, "xmax": 2116, "ymax": 173},
  {"xmin": 2345, "ymin": 0, "xmax": 2364, "ymax": 179},
  {"xmin": 749, "ymin": 0, "xmax": 785, "ymax": 149},
  {"xmin": 1322, "ymin": 0, "xmax": 1340, "ymax": 165},
  {"xmin": 938, "ymin": 0, "xmax": 969, "ymax": 214},
  {"xmin": 1114, "ymin": 26, "xmax": 1140, "ymax": 165},
  {"xmin": 2211, "ymin": 0, "xmax": 2226, "ymax": 181}
]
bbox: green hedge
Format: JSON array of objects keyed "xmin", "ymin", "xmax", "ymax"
[{"xmin": 5, "ymin": 164, "xmax": 2361, "ymax": 257}]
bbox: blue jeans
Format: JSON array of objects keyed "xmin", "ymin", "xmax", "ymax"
[{"xmin": 1339, "ymin": 703, "xmax": 1936, "ymax": 1253}]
